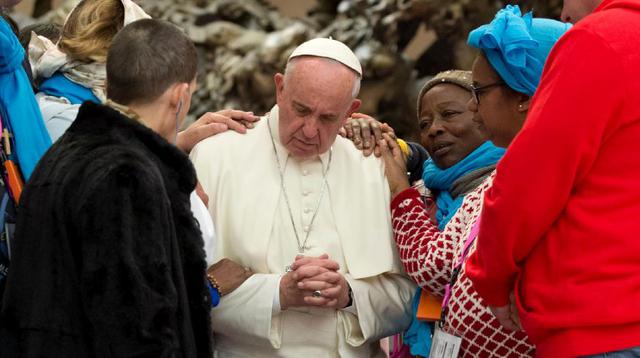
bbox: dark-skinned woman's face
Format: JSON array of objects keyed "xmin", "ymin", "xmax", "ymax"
[
  {"xmin": 419, "ymin": 83, "xmax": 488, "ymax": 169},
  {"xmin": 467, "ymin": 53, "xmax": 527, "ymax": 148}
]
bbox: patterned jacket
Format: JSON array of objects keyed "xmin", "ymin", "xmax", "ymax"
[{"xmin": 391, "ymin": 173, "xmax": 534, "ymax": 357}]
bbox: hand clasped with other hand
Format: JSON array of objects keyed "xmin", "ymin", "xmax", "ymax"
[{"xmin": 279, "ymin": 254, "xmax": 351, "ymax": 311}]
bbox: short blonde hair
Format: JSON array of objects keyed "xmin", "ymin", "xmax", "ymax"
[{"xmin": 58, "ymin": 0, "xmax": 124, "ymax": 63}]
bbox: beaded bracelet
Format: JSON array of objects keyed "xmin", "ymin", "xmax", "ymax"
[{"xmin": 207, "ymin": 273, "xmax": 224, "ymax": 296}]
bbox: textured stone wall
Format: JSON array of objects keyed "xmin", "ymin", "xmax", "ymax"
[{"xmin": 16, "ymin": 0, "xmax": 563, "ymax": 139}]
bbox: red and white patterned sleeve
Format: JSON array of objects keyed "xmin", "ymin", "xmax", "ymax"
[{"xmin": 390, "ymin": 188, "xmax": 458, "ymax": 296}]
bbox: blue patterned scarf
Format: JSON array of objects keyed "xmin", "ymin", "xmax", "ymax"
[{"xmin": 423, "ymin": 141, "xmax": 505, "ymax": 230}]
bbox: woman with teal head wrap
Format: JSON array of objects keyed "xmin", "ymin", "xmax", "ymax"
[
  {"xmin": 467, "ymin": 5, "xmax": 571, "ymax": 147},
  {"xmin": 460, "ymin": 2, "xmax": 570, "ymax": 346},
  {"xmin": 468, "ymin": 5, "xmax": 571, "ymax": 97}
]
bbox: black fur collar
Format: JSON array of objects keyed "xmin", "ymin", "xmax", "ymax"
[{"xmin": 67, "ymin": 101, "xmax": 197, "ymax": 194}]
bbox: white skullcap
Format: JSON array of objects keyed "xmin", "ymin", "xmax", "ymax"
[{"xmin": 288, "ymin": 38, "xmax": 362, "ymax": 77}]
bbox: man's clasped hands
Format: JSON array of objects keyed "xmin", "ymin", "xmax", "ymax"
[{"xmin": 279, "ymin": 254, "xmax": 351, "ymax": 310}]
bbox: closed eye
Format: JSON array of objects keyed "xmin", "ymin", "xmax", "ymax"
[
  {"xmin": 293, "ymin": 102, "xmax": 311, "ymax": 116},
  {"xmin": 319, "ymin": 114, "xmax": 338, "ymax": 122},
  {"xmin": 419, "ymin": 119, "xmax": 432, "ymax": 130},
  {"xmin": 441, "ymin": 110, "xmax": 460, "ymax": 118}
]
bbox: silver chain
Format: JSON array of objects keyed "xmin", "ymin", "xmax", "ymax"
[{"xmin": 267, "ymin": 117, "xmax": 332, "ymax": 255}]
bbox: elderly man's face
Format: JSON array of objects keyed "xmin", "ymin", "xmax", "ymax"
[
  {"xmin": 561, "ymin": 0, "xmax": 603, "ymax": 23},
  {"xmin": 274, "ymin": 58, "xmax": 361, "ymax": 160}
]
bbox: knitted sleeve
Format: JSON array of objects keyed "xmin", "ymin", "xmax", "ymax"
[{"xmin": 390, "ymin": 188, "xmax": 456, "ymax": 296}]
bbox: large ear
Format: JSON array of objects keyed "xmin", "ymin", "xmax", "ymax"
[
  {"xmin": 170, "ymin": 82, "xmax": 190, "ymax": 114},
  {"xmin": 340, "ymin": 99, "xmax": 362, "ymax": 126},
  {"xmin": 347, "ymin": 99, "xmax": 362, "ymax": 117},
  {"xmin": 274, "ymin": 73, "xmax": 285, "ymax": 103}
]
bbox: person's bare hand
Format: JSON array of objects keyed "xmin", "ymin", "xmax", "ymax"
[
  {"xmin": 489, "ymin": 294, "xmax": 522, "ymax": 331},
  {"xmin": 509, "ymin": 292, "xmax": 522, "ymax": 330},
  {"xmin": 289, "ymin": 253, "xmax": 340, "ymax": 272},
  {"xmin": 291, "ymin": 254, "xmax": 349, "ymax": 309},
  {"xmin": 280, "ymin": 254, "xmax": 347, "ymax": 310},
  {"xmin": 344, "ymin": 113, "xmax": 395, "ymax": 157},
  {"xmin": 279, "ymin": 269, "xmax": 310, "ymax": 310},
  {"xmin": 215, "ymin": 109, "xmax": 261, "ymax": 130},
  {"xmin": 176, "ymin": 109, "xmax": 259, "ymax": 153},
  {"xmin": 297, "ymin": 270, "xmax": 351, "ymax": 309},
  {"xmin": 207, "ymin": 258, "xmax": 253, "ymax": 296},
  {"xmin": 378, "ymin": 133, "xmax": 410, "ymax": 197}
]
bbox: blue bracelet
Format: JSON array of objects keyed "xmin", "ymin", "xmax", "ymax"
[{"xmin": 207, "ymin": 281, "xmax": 220, "ymax": 308}]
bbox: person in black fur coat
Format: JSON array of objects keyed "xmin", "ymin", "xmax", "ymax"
[{"xmin": 0, "ymin": 19, "xmax": 214, "ymax": 357}]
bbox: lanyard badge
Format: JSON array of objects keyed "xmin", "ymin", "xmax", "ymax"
[
  {"xmin": 428, "ymin": 218, "xmax": 482, "ymax": 358},
  {"xmin": 429, "ymin": 324, "xmax": 462, "ymax": 358}
]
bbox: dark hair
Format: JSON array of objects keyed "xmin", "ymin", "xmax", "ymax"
[
  {"xmin": 106, "ymin": 19, "xmax": 197, "ymax": 105},
  {"xmin": 19, "ymin": 23, "xmax": 62, "ymax": 50}
]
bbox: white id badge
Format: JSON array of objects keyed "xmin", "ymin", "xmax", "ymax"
[{"xmin": 428, "ymin": 324, "xmax": 462, "ymax": 358}]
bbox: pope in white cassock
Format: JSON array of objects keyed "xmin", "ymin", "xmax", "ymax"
[{"xmin": 190, "ymin": 38, "xmax": 415, "ymax": 357}]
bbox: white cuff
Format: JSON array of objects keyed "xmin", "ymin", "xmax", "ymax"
[{"xmin": 272, "ymin": 275, "xmax": 283, "ymax": 314}]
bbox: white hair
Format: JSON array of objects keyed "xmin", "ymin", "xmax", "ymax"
[{"xmin": 284, "ymin": 56, "xmax": 361, "ymax": 98}]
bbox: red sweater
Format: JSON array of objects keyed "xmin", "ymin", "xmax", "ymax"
[{"xmin": 466, "ymin": 0, "xmax": 640, "ymax": 357}]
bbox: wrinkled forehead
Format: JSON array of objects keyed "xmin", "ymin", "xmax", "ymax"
[{"xmin": 285, "ymin": 58, "xmax": 357, "ymax": 110}]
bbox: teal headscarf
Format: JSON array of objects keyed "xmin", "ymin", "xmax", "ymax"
[{"xmin": 467, "ymin": 5, "xmax": 571, "ymax": 96}]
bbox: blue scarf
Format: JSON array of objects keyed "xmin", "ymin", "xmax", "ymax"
[
  {"xmin": 423, "ymin": 141, "xmax": 505, "ymax": 230},
  {"xmin": 0, "ymin": 18, "xmax": 51, "ymax": 180},
  {"xmin": 403, "ymin": 288, "xmax": 433, "ymax": 357},
  {"xmin": 39, "ymin": 72, "xmax": 100, "ymax": 105},
  {"xmin": 403, "ymin": 141, "xmax": 504, "ymax": 356}
]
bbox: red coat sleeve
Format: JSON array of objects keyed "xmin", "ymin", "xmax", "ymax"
[{"xmin": 466, "ymin": 28, "xmax": 627, "ymax": 306}]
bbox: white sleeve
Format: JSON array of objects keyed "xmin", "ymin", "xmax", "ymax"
[
  {"xmin": 36, "ymin": 93, "xmax": 80, "ymax": 142},
  {"xmin": 189, "ymin": 191, "xmax": 216, "ymax": 266},
  {"xmin": 338, "ymin": 273, "xmax": 416, "ymax": 346},
  {"xmin": 211, "ymin": 273, "xmax": 285, "ymax": 348}
]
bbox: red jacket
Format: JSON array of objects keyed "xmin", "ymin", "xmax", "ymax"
[{"xmin": 466, "ymin": 0, "xmax": 640, "ymax": 357}]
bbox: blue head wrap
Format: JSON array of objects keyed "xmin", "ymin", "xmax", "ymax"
[{"xmin": 467, "ymin": 5, "xmax": 571, "ymax": 96}]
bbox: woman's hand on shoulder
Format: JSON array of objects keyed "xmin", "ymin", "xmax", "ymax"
[{"xmin": 342, "ymin": 113, "xmax": 396, "ymax": 157}]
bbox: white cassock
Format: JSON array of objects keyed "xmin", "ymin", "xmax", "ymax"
[{"xmin": 191, "ymin": 105, "xmax": 415, "ymax": 357}]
